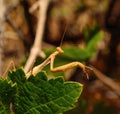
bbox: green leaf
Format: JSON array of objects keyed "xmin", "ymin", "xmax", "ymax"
[
  {"xmin": 0, "ymin": 78, "xmax": 16, "ymax": 114},
  {"xmin": 62, "ymin": 31, "xmax": 104, "ymax": 61},
  {"xmin": 61, "ymin": 47, "xmax": 89, "ymax": 61},
  {"xmin": 86, "ymin": 31, "xmax": 104, "ymax": 54},
  {"xmin": 0, "ymin": 68, "xmax": 83, "ymax": 114}
]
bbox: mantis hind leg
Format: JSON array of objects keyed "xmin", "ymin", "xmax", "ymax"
[{"xmin": 2, "ymin": 60, "xmax": 15, "ymax": 78}]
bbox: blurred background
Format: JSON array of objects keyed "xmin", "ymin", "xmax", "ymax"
[{"xmin": 0, "ymin": 0, "xmax": 120, "ymax": 113}]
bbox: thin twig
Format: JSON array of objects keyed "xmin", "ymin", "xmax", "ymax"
[
  {"xmin": 24, "ymin": 0, "xmax": 51, "ymax": 73},
  {"xmin": 4, "ymin": 6, "xmax": 26, "ymax": 42},
  {"xmin": 5, "ymin": 14, "xmax": 26, "ymax": 43},
  {"xmin": 29, "ymin": 1, "xmax": 39, "ymax": 13},
  {"xmin": 93, "ymin": 67, "xmax": 120, "ymax": 97}
]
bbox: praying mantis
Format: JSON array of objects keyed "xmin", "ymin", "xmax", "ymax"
[
  {"xmin": 1, "ymin": 46, "xmax": 92, "ymax": 79},
  {"xmin": 26, "ymin": 47, "xmax": 92, "ymax": 79}
]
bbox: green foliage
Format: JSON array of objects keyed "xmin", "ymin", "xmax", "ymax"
[
  {"xmin": 0, "ymin": 68, "xmax": 83, "ymax": 114},
  {"xmin": 0, "ymin": 79, "xmax": 16, "ymax": 114}
]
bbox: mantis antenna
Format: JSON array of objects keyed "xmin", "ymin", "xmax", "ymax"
[{"xmin": 60, "ymin": 24, "xmax": 68, "ymax": 47}]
